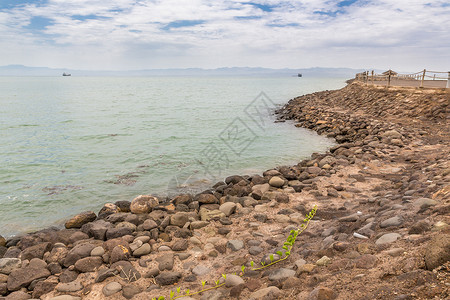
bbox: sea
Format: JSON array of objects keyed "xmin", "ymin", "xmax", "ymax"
[{"xmin": 0, "ymin": 76, "xmax": 346, "ymax": 237}]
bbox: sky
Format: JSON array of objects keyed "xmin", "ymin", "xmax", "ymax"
[{"xmin": 0, "ymin": 0, "xmax": 449, "ymax": 71}]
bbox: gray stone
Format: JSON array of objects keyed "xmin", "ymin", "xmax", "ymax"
[
  {"xmin": 156, "ymin": 253, "xmax": 174, "ymax": 271},
  {"xmin": 269, "ymin": 176, "xmax": 285, "ymax": 188},
  {"xmin": 142, "ymin": 219, "xmax": 158, "ymax": 231},
  {"xmin": 133, "ymin": 243, "xmax": 151, "ymax": 257},
  {"xmin": 170, "ymin": 212, "xmax": 189, "ymax": 227},
  {"xmin": 227, "ymin": 240, "xmax": 244, "ymax": 251},
  {"xmin": 155, "ymin": 272, "xmax": 182, "ymax": 286},
  {"xmin": 219, "ymin": 202, "xmax": 237, "ymax": 217},
  {"xmin": 172, "ymin": 240, "xmax": 189, "ymax": 251},
  {"xmin": 190, "ymin": 221, "xmax": 210, "ymax": 230},
  {"xmin": 0, "ymin": 258, "xmax": 21, "ymax": 275},
  {"xmin": 122, "ymin": 284, "xmax": 141, "ymax": 299},
  {"xmin": 4, "ymin": 291, "xmax": 31, "ymax": 300},
  {"xmin": 20, "ymin": 242, "xmax": 51, "ymax": 261},
  {"xmin": 56, "ymin": 281, "xmax": 83, "ymax": 293},
  {"xmin": 380, "ymin": 216, "xmax": 403, "ymax": 228},
  {"xmin": 249, "ymin": 286, "xmax": 280, "ymax": 300},
  {"xmin": 375, "ymin": 233, "xmax": 401, "ymax": 245},
  {"xmin": 424, "ymin": 233, "xmax": 450, "ymax": 270},
  {"xmin": 225, "ymin": 274, "xmax": 244, "ymax": 287},
  {"xmin": 90, "ymin": 246, "xmax": 105, "ymax": 257},
  {"xmin": 95, "ymin": 268, "xmax": 118, "ymax": 283},
  {"xmin": 111, "ymin": 261, "xmax": 141, "ymax": 282},
  {"xmin": 7, "ymin": 267, "xmax": 51, "ymax": 291},
  {"xmin": 103, "ymin": 282, "xmax": 122, "ymax": 296},
  {"xmin": 65, "ymin": 211, "xmax": 97, "ymax": 229},
  {"xmin": 308, "ymin": 286, "xmax": 337, "ymax": 300},
  {"xmin": 74, "ymin": 256, "xmax": 103, "ymax": 273},
  {"xmin": 192, "ymin": 265, "xmax": 210, "ymax": 276},
  {"xmin": 248, "ymin": 246, "xmax": 263, "ymax": 255},
  {"xmin": 268, "ymin": 268, "xmax": 295, "ymax": 281},
  {"xmin": 414, "ymin": 198, "xmax": 437, "ymax": 209}
]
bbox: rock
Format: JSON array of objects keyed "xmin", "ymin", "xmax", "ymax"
[
  {"xmin": 316, "ymin": 256, "xmax": 332, "ymax": 266},
  {"xmin": 0, "ymin": 258, "xmax": 21, "ymax": 275},
  {"xmin": 172, "ymin": 240, "xmax": 188, "ymax": 251},
  {"xmin": 408, "ymin": 220, "xmax": 431, "ymax": 234},
  {"xmin": 199, "ymin": 208, "xmax": 226, "ymax": 221},
  {"xmin": 225, "ymin": 274, "xmax": 244, "ymax": 287},
  {"xmin": 122, "ymin": 284, "xmax": 141, "ymax": 299},
  {"xmin": 21, "ymin": 242, "xmax": 51, "ymax": 260},
  {"xmin": 106, "ymin": 227, "xmax": 133, "ymax": 240},
  {"xmin": 111, "ymin": 261, "xmax": 141, "ymax": 282},
  {"xmin": 56, "ymin": 281, "xmax": 83, "ymax": 293},
  {"xmin": 81, "ymin": 219, "xmax": 112, "ymax": 240},
  {"xmin": 249, "ymin": 286, "xmax": 280, "ymax": 300},
  {"xmin": 296, "ymin": 264, "xmax": 315, "ymax": 274},
  {"xmin": 0, "ymin": 236, "xmax": 5, "ymax": 247},
  {"xmin": 142, "ymin": 219, "xmax": 158, "ymax": 230},
  {"xmin": 319, "ymin": 156, "xmax": 336, "ymax": 168},
  {"xmin": 90, "ymin": 246, "xmax": 105, "ymax": 257},
  {"xmin": 155, "ymin": 272, "xmax": 182, "ymax": 285},
  {"xmin": 380, "ymin": 216, "xmax": 403, "ymax": 228},
  {"xmin": 219, "ymin": 202, "xmax": 237, "ymax": 217},
  {"xmin": 49, "ymin": 296, "xmax": 81, "ymax": 300},
  {"xmin": 170, "ymin": 212, "xmax": 189, "ymax": 227},
  {"xmin": 156, "ymin": 253, "xmax": 174, "ymax": 271},
  {"xmin": 63, "ymin": 243, "xmax": 96, "ymax": 267},
  {"xmin": 133, "ymin": 243, "xmax": 151, "ymax": 257},
  {"xmin": 269, "ymin": 176, "xmax": 285, "ymax": 188},
  {"xmin": 103, "ymin": 282, "xmax": 122, "ymax": 296},
  {"xmin": 375, "ymin": 233, "xmax": 401, "ymax": 245},
  {"xmin": 355, "ymin": 254, "xmax": 377, "ymax": 269},
  {"xmin": 413, "ymin": 198, "xmax": 437, "ymax": 209},
  {"xmin": 282, "ymin": 277, "xmax": 302, "ymax": 289},
  {"xmin": 96, "ymin": 268, "xmax": 118, "ymax": 283},
  {"xmin": 7, "ymin": 267, "xmax": 51, "ymax": 291},
  {"xmin": 110, "ymin": 245, "xmax": 131, "ymax": 264},
  {"xmin": 308, "ymin": 286, "xmax": 337, "ymax": 300},
  {"xmin": 59, "ymin": 269, "xmax": 79, "ymax": 283},
  {"xmin": 74, "ymin": 256, "xmax": 103, "ymax": 272},
  {"xmin": 227, "ymin": 240, "xmax": 244, "ymax": 251},
  {"xmin": 382, "ymin": 130, "xmax": 402, "ymax": 139},
  {"xmin": 192, "ymin": 265, "xmax": 211, "ymax": 276},
  {"xmin": 196, "ymin": 194, "xmax": 218, "ymax": 204},
  {"xmin": 424, "ymin": 233, "xmax": 450, "ymax": 270},
  {"xmin": 64, "ymin": 211, "xmax": 97, "ymax": 229},
  {"xmin": 4, "ymin": 291, "xmax": 31, "ymax": 300},
  {"xmin": 268, "ymin": 268, "xmax": 295, "ymax": 281},
  {"xmin": 248, "ymin": 246, "xmax": 263, "ymax": 255},
  {"xmin": 32, "ymin": 280, "xmax": 57, "ymax": 298},
  {"xmin": 190, "ymin": 221, "xmax": 210, "ymax": 229},
  {"xmin": 130, "ymin": 195, "xmax": 159, "ymax": 214}
]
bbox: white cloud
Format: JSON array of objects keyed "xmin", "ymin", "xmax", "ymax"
[{"xmin": 0, "ymin": 0, "xmax": 448, "ymax": 70}]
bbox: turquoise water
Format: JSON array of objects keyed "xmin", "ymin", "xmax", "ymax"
[{"xmin": 0, "ymin": 76, "xmax": 346, "ymax": 237}]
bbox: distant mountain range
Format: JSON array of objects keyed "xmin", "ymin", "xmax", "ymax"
[{"xmin": 0, "ymin": 65, "xmax": 368, "ymax": 77}]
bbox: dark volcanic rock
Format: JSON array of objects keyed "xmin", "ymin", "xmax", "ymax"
[
  {"xmin": 64, "ymin": 211, "xmax": 97, "ymax": 229},
  {"xmin": 7, "ymin": 266, "xmax": 51, "ymax": 291}
]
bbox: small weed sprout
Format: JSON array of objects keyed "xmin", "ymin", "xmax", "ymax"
[{"xmin": 160, "ymin": 205, "xmax": 317, "ymax": 300}]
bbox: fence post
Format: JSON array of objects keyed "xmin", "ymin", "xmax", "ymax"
[
  {"xmin": 420, "ymin": 69, "xmax": 426, "ymax": 88},
  {"xmin": 388, "ymin": 70, "xmax": 391, "ymax": 87},
  {"xmin": 447, "ymin": 72, "xmax": 450, "ymax": 88},
  {"xmin": 371, "ymin": 70, "xmax": 374, "ymax": 84}
]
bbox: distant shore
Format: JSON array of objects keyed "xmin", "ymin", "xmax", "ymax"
[{"xmin": 0, "ymin": 81, "xmax": 448, "ymax": 299}]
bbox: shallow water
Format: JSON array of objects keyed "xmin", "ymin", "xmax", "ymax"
[{"xmin": 0, "ymin": 76, "xmax": 346, "ymax": 237}]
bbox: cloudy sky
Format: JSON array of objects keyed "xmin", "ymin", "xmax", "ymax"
[{"xmin": 0, "ymin": 0, "xmax": 449, "ymax": 71}]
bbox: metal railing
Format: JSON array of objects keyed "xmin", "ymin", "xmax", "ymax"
[{"xmin": 355, "ymin": 69, "xmax": 450, "ymax": 89}]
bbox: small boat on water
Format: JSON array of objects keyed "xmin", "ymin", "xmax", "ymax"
[
  {"xmin": 298, "ymin": 73, "xmax": 302, "ymax": 77},
  {"xmin": 62, "ymin": 72, "xmax": 71, "ymax": 76}
]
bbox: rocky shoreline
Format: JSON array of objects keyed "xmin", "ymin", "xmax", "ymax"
[{"xmin": 0, "ymin": 82, "xmax": 449, "ymax": 300}]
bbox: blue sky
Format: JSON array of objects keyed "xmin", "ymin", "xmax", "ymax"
[{"xmin": 0, "ymin": 0, "xmax": 449, "ymax": 70}]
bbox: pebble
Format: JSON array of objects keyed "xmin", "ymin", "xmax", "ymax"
[
  {"xmin": 249, "ymin": 286, "xmax": 280, "ymax": 300},
  {"xmin": 375, "ymin": 233, "xmax": 401, "ymax": 245},
  {"xmin": 90, "ymin": 246, "xmax": 105, "ymax": 257},
  {"xmin": 192, "ymin": 265, "xmax": 211, "ymax": 276},
  {"xmin": 56, "ymin": 281, "xmax": 83, "ymax": 293},
  {"xmin": 225, "ymin": 274, "xmax": 245, "ymax": 287},
  {"xmin": 102, "ymin": 282, "xmax": 122, "ymax": 296},
  {"xmin": 380, "ymin": 216, "xmax": 403, "ymax": 228},
  {"xmin": 316, "ymin": 256, "xmax": 332, "ymax": 266},
  {"xmin": 133, "ymin": 243, "xmax": 151, "ymax": 256},
  {"xmin": 227, "ymin": 240, "xmax": 244, "ymax": 251},
  {"xmin": 268, "ymin": 268, "xmax": 296, "ymax": 281}
]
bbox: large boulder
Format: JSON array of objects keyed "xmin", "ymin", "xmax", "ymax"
[
  {"xmin": 65, "ymin": 211, "xmax": 97, "ymax": 229},
  {"xmin": 130, "ymin": 195, "xmax": 159, "ymax": 214},
  {"xmin": 7, "ymin": 266, "xmax": 51, "ymax": 291}
]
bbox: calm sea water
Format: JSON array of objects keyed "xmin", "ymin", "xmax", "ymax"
[{"xmin": 0, "ymin": 76, "xmax": 346, "ymax": 237}]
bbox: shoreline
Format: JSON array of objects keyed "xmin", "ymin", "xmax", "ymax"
[{"xmin": 0, "ymin": 81, "xmax": 448, "ymax": 299}]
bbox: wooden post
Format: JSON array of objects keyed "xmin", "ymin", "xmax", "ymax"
[
  {"xmin": 365, "ymin": 71, "xmax": 368, "ymax": 85},
  {"xmin": 388, "ymin": 70, "xmax": 391, "ymax": 87},
  {"xmin": 420, "ymin": 69, "xmax": 426, "ymax": 88},
  {"xmin": 446, "ymin": 72, "xmax": 450, "ymax": 88},
  {"xmin": 371, "ymin": 70, "xmax": 374, "ymax": 84}
]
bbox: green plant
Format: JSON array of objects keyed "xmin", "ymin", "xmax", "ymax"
[{"xmin": 155, "ymin": 205, "xmax": 317, "ymax": 300}]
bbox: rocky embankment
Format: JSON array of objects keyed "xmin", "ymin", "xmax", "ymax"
[{"xmin": 0, "ymin": 82, "xmax": 449, "ymax": 300}]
